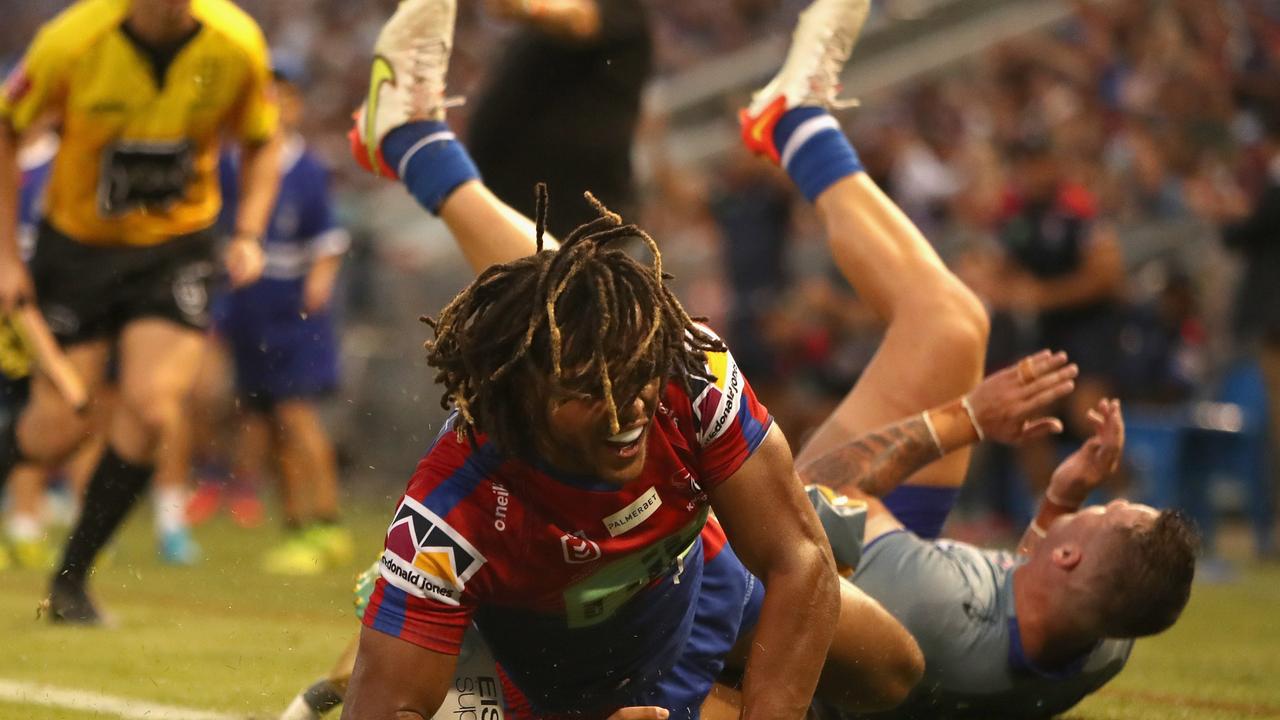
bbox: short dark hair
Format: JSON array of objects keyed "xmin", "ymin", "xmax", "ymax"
[
  {"xmin": 423, "ymin": 185, "xmax": 723, "ymax": 460},
  {"xmin": 1098, "ymin": 510, "xmax": 1199, "ymax": 638}
]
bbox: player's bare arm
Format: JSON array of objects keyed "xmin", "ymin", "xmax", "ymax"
[
  {"xmin": 340, "ymin": 625, "xmax": 458, "ymax": 720},
  {"xmin": 226, "ymin": 133, "xmax": 282, "ymax": 288},
  {"xmin": 709, "ymin": 423, "xmax": 839, "ymax": 720},
  {"xmin": 1018, "ymin": 397, "xmax": 1125, "ymax": 556},
  {"xmin": 798, "ymin": 350, "xmax": 1079, "ymax": 497},
  {"xmin": 0, "ymin": 121, "xmax": 33, "ymax": 312}
]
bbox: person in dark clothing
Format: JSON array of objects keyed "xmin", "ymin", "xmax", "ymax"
[
  {"xmin": 469, "ymin": 0, "xmax": 652, "ymax": 239},
  {"xmin": 1194, "ymin": 108, "xmax": 1280, "ymax": 556},
  {"xmin": 980, "ymin": 138, "xmax": 1126, "ymax": 488},
  {"xmin": 710, "ymin": 157, "xmax": 794, "ymax": 385}
]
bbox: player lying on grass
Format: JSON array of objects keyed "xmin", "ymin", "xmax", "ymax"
[
  {"xmin": 733, "ymin": 19, "xmax": 1198, "ymax": 709},
  {"xmin": 334, "ymin": 0, "xmax": 947, "ymax": 718},
  {"xmin": 699, "ymin": 389, "xmax": 1198, "ymax": 719}
]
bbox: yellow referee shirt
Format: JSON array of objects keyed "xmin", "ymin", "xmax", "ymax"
[{"xmin": 0, "ymin": 0, "xmax": 278, "ymax": 246}]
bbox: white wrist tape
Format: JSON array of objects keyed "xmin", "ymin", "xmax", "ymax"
[
  {"xmin": 921, "ymin": 411, "xmax": 944, "ymax": 457},
  {"xmin": 961, "ymin": 396, "xmax": 985, "ymax": 441}
]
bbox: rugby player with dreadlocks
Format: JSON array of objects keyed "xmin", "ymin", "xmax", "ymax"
[
  {"xmin": 331, "ymin": 0, "xmax": 947, "ymax": 718},
  {"xmin": 280, "ymin": 0, "xmax": 1100, "ymax": 717}
]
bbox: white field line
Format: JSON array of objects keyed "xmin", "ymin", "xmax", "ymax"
[{"xmin": 0, "ymin": 678, "xmax": 245, "ymax": 720}]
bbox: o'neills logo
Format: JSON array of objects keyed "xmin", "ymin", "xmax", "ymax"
[
  {"xmin": 603, "ymin": 487, "xmax": 662, "ymax": 537},
  {"xmin": 380, "ymin": 496, "xmax": 486, "ymax": 606}
]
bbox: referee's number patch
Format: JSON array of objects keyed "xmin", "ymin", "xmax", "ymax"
[{"xmin": 98, "ymin": 140, "xmax": 194, "ymax": 216}]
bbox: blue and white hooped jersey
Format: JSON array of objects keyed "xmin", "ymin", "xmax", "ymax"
[{"xmin": 219, "ymin": 134, "xmax": 349, "ymax": 291}]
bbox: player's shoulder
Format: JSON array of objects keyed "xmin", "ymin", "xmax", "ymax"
[
  {"xmin": 26, "ymin": 0, "xmax": 127, "ymax": 60},
  {"xmin": 681, "ymin": 324, "xmax": 751, "ymax": 446},
  {"xmin": 406, "ymin": 418, "xmax": 507, "ymax": 521},
  {"xmin": 386, "ymin": 424, "xmax": 506, "ymax": 605},
  {"xmin": 192, "ymin": 0, "xmax": 270, "ymax": 65}
]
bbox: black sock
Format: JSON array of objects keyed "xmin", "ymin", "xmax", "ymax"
[
  {"xmin": 54, "ymin": 448, "xmax": 153, "ymax": 587},
  {"xmin": 0, "ymin": 417, "xmax": 25, "ymax": 496}
]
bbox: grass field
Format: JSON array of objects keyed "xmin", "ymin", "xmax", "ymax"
[{"xmin": 1, "ymin": 505, "xmax": 1279, "ymax": 720}]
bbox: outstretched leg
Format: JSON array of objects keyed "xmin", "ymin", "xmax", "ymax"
[
  {"xmin": 739, "ymin": 0, "xmax": 989, "ymax": 506},
  {"xmin": 348, "ymin": 0, "xmax": 549, "ymax": 275}
]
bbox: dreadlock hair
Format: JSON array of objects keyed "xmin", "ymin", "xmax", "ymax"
[{"xmin": 422, "ymin": 184, "xmax": 725, "ymax": 461}]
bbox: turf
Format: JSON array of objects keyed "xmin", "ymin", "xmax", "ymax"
[{"xmin": 1, "ymin": 507, "xmax": 1277, "ymax": 719}]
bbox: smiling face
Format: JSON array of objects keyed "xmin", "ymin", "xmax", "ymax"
[{"xmin": 538, "ymin": 376, "xmax": 664, "ymax": 486}]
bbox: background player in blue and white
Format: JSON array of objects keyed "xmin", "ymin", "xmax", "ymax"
[{"xmin": 218, "ymin": 57, "xmax": 352, "ymax": 575}]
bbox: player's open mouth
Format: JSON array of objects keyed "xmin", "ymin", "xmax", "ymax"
[{"xmin": 604, "ymin": 424, "xmax": 646, "ymax": 458}]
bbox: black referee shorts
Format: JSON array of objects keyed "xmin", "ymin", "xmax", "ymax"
[{"xmin": 29, "ymin": 220, "xmax": 218, "ymax": 346}]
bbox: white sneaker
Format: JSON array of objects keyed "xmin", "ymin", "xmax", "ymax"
[
  {"xmin": 350, "ymin": 0, "xmax": 459, "ymax": 178},
  {"xmin": 740, "ymin": 0, "xmax": 871, "ymax": 163}
]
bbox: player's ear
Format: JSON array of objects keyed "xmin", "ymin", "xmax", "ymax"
[{"xmin": 1051, "ymin": 542, "xmax": 1082, "ymax": 570}]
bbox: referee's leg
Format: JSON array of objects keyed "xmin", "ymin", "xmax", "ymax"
[
  {"xmin": 49, "ymin": 319, "xmax": 204, "ymax": 621},
  {"xmin": 0, "ymin": 340, "xmax": 109, "ymax": 482}
]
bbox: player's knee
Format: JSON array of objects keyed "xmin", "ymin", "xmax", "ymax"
[
  {"xmin": 943, "ymin": 282, "xmax": 990, "ymax": 350},
  {"xmin": 19, "ymin": 403, "xmax": 91, "ymax": 463},
  {"xmin": 882, "ymin": 633, "xmax": 925, "ymax": 709},
  {"xmin": 915, "ymin": 285, "xmax": 989, "ymax": 363},
  {"xmin": 823, "ymin": 610, "xmax": 925, "ymax": 714},
  {"xmin": 272, "ymin": 400, "xmax": 315, "ymax": 430},
  {"xmin": 122, "ymin": 391, "xmax": 183, "ymax": 438}
]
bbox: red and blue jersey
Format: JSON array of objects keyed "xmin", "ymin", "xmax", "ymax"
[{"xmin": 364, "ymin": 340, "xmax": 771, "ymax": 716}]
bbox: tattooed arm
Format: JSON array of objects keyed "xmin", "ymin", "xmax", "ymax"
[
  {"xmin": 797, "ymin": 350, "xmax": 1081, "ymax": 498},
  {"xmin": 796, "ymin": 407, "xmax": 985, "ymax": 497}
]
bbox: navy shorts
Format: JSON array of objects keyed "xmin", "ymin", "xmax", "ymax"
[
  {"xmin": 218, "ymin": 284, "xmax": 339, "ymax": 410},
  {"xmin": 31, "ymin": 220, "xmax": 217, "ymax": 345},
  {"xmin": 626, "ymin": 539, "xmax": 765, "ymax": 718}
]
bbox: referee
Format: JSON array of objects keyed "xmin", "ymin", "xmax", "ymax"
[{"xmin": 0, "ymin": 0, "xmax": 281, "ymax": 623}]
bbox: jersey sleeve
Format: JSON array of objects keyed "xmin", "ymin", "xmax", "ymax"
[
  {"xmin": 362, "ymin": 447, "xmax": 492, "ymax": 655},
  {"xmin": 687, "ymin": 333, "xmax": 773, "ymax": 489},
  {"xmin": 298, "ymin": 160, "xmax": 350, "ymax": 259},
  {"xmin": 0, "ymin": 27, "xmax": 74, "ymax": 134},
  {"xmin": 227, "ymin": 24, "xmax": 278, "ymax": 144}
]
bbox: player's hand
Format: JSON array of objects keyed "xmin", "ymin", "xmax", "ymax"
[
  {"xmin": 302, "ymin": 271, "xmax": 335, "ymax": 315},
  {"xmin": 0, "ymin": 255, "xmax": 34, "ymax": 314},
  {"xmin": 1048, "ymin": 397, "xmax": 1125, "ymax": 505},
  {"xmin": 965, "ymin": 349, "xmax": 1078, "ymax": 445},
  {"xmin": 224, "ymin": 235, "xmax": 265, "ymax": 289},
  {"xmin": 606, "ymin": 707, "xmax": 670, "ymax": 720}
]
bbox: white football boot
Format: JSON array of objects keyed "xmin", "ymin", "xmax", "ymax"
[
  {"xmin": 740, "ymin": 0, "xmax": 871, "ymax": 163},
  {"xmin": 349, "ymin": 0, "xmax": 460, "ymax": 178}
]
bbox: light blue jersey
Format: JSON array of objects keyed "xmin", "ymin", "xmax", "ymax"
[{"xmin": 849, "ymin": 531, "xmax": 1132, "ymax": 719}]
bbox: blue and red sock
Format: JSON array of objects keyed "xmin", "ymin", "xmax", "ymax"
[
  {"xmin": 773, "ymin": 107, "xmax": 863, "ymax": 203},
  {"xmin": 380, "ymin": 120, "xmax": 480, "ymax": 215}
]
